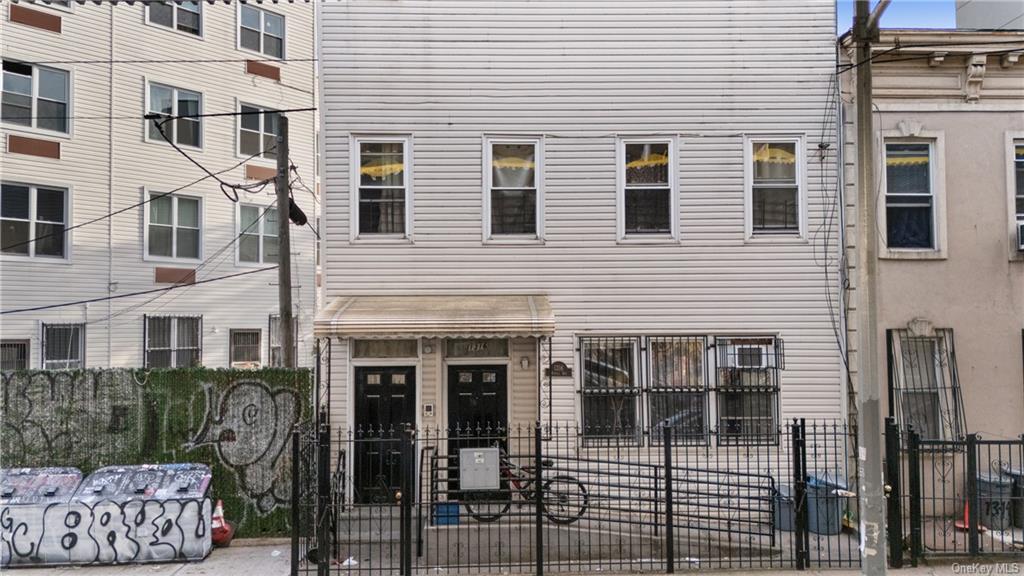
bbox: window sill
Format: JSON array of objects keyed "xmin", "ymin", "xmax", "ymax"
[
  {"xmin": 144, "ymin": 255, "xmax": 203, "ymax": 265},
  {"xmin": 880, "ymin": 248, "xmax": 947, "ymax": 261},
  {"xmin": 745, "ymin": 233, "xmax": 807, "ymax": 244},
  {"xmin": 0, "ymin": 253, "xmax": 71, "ymax": 265},
  {"xmin": 351, "ymin": 235, "xmax": 414, "ymax": 245},
  {"xmin": 2, "ymin": 124, "xmax": 72, "ymax": 142},
  {"xmin": 483, "ymin": 236, "xmax": 544, "ymax": 246},
  {"xmin": 616, "ymin": 236, "xmax": 680, "ymax": 245}
]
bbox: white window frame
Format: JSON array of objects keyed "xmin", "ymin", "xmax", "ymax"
[
  {"xmin": 0, "ymin": 182, "xmax": 70, "ymax": 261},
  {"xmin": 879, "ymin": 130, "xmax": 947, "ymax": 259},
  {"xmin": 34, "ymin": 0, "xmax": 73, "ymax": 13},
  {"xmin": 236, "ymin": 3, "xmax": 286, "ymax": 59},
  {"xmin": 144, "ymin": 315, "xmax": 203, "ymax": 368},
  {"xmin": 230, "ymin": 328, "xmax": 263, "ymax": 368},
  {"xmin": 1, "ymin": 59, "xmax": 72, "ymax": 137},
  {"xmin": 144, "ymin": 1, "xmax": 203, "ymax": 39},
  {"xmin": 41, "ymin": 323, "xmax": 84, "ymax": 370},
  {"xmin": 482, "ymin": 136, "xmax": 544, "ymax": 243},
  {"xmin": 1006, "ymin": 132, "xmax": 1024, "ymax": 261},
  {"xmin": 235, "ymin": 203, "xmax": 278, "ymax": 266},
  {"xmin": 143, "ymin": 79, "xmax": 203, "ymax": 150},
  {"xmin": 350, "ymin": 135, "xmax": 414, "ymax": 242},
  {"xmin": 616, "ymin": 136, "xmax": 679, "ymax": 242},
  {"xmin": 142, "ymin": 189, "xmax": 204, "ymax": 263},
  {"xmin": 743, "ymin": 134, "xmax": 807, "ymax": 241},
  {"xmin": 236, "ymin": 100, "xmax": 278, "ymax": 162}
]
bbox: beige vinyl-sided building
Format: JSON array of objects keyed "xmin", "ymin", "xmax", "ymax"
[
  {"xmin": 0, "ymin": 0, "xmax": 318, "ymax": 369},
  {"xmin": 840, "ymin": 30, "xmax": 1024, "ymax": 441}
]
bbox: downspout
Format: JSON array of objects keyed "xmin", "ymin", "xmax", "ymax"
[{"xmin": 106, "ymin": 3, "xmax": 115, "ymax": 366}]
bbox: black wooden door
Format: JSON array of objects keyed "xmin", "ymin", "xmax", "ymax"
[
  {"xmin": 354, "ymin": 366, "xmax": 416, "ymax": 503},
  {"xmin": 447, "ymin": 365, "xmax": 508, "ymax": 493}
]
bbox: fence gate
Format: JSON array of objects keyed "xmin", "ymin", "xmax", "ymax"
[{"xmin": 293, "ymin": 420, "xmax": 861, "ymax": 575}]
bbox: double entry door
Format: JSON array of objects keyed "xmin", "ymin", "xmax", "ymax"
[{"xmin": 353, "ymin": 366, "xmax": 416, "ymax": 503}]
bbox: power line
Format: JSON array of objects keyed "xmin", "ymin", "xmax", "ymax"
[
  {"xmin": 29, "ymin": 57, "xmax": 318, "ymax": 65},
  {"xmin": 1, "ymin": 267, "xmax": 277, "ymax": 316},
  {"xmin": 0, "ymin": 145, "xmax": 274, "ymax": 253},
  {"xmin": 837, "ymin": 44, "xmax": 1024, "ymax": 74},
  {"xmin": 20, "ymin": 106, "xmax": 316, "ymax": 122}
]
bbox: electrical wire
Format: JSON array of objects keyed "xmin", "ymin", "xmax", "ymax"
[
  {"xmin": 29, "ymin": 57, "xmax": 318, "ymax": 65},
  {"xmin": 837, "ymin": 46, "xmax": 1024, "ymax": 74},
  {"xmin": 0, "ymin": 267, "xmax": 277, "ymax": 316},
  {"xmin": 20, "ymin": 106, "xmax": 316, "ymax": 122}
]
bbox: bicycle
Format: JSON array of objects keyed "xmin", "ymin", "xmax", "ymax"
[{"xmin": 462, "ymin": 448, "xmax": 588, "ymax": 525}]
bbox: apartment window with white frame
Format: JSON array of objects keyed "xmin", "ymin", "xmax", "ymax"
[
  {"xmin": 620, "ymin": 139, "xmax": 676, "ymax": 238},
  {"xmin": 748, "ymin": 138, "xmax": 802, "ymax": 235},
  {"xmin": 147, "ymin": 82, "xmax": 201, "ymax": 148},
  {"xmin": 355, "ymin": 138, "xmax": 410, "ymax": 237},
  {"xmin": 269, "ymin": 314, "xmax": 297, "ymax": 367},
  {"xmin": 145, "ymin": 316, "xmax": 201, "ymax": 368},
  {"xmin": 1, "ymin": 183, "xmax": 67, "ymax": 259},
  {"xmin": 238, "ymin": 204, "xmax": 278, "ymax": 264},
  {"xmin": 239, "ymin": 5, "xmax": 285, "ymax": 58},
  {"xmin": 486, "ymin": 138, "xmax": 541, "ymax": 238},
  {"xmin": 42, "ymin": 323, "xmax": 84, "ymax": 370},
  {"xmin": 715, "ymin": 336, "xmax": 782, "ymax": 446},
  {"xmin": 0, "ymin": 340, "xmax": 30, "ymax": 370},
  {"xmin": 230, "ymin": 329, "xmax": 262, "ymax": 367},
  {"xmin": 147, "ymin": 1, "xmax": 201, "ymax": 36},
  {"xmin": 885, "ymin": 141, "xmax": 935, "ymax": 249},
  {"xmin": 1014, "ymin": 139, "xmax": 1023, "ymax": 249},
  {"xmin": 2, "ymin": 60, "xmax": 69, "ymax": 134},
  {"xmin": 238, "ymin": 104, "xmax": 279, "ymax": 159},
  {"xmin": 147, "ymin": 193, "xmax": 201, "ymax": 260}
]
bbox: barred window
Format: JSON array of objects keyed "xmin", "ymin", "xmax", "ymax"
[
  {"xmin": 1, "ymin": 340, "xmax": 30, "ymax": 370},
  {"xmin": 145, "ymin": 316, "xmax": 201, "ymax": 368},
  {"xmin": 269, "ymin": 314, "xmax": 298, "ymax": 367},
  {"xmin": 648, "ymin": 336, "xmax": 708, "ymax": 444},
  {"xmin": 580, "ymin": 337, "xmax": 640, "ymax": 444},
  {"xmin": 714, "ymin": 336, "xmax": 781, "ymax": 445},
  {"xmin": 888, "ymin": 328, "xmax": 964, "ymax": 441},
  {"xmin": 230, "ymin": 329, "xmax": 261, "ymax": 367}
]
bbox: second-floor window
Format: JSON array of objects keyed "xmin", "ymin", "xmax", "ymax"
[
  {"xmin": 238, "ymin": 204, "xmax": 278, "ymax": 264},
  {"xmin": 356, "ymin": 138, "xmax": 409, "ymax": 237},
  {"xmin": 239, "ymin": 104, "xmax": 278, "ymax": 159},
  {"xmin": 487, "ymin": 139, "xmax": 540, "ymax": 238},
  {"xmin": 147, "ymin": 83, "xmax": 201, "ymax": 148},
  {"xmin": 147, "ymin": 1, "xmax": 201, "ymax": 36},
  {"xmin": 240, "ymin": 5, "xmax": 285, "ymax": 58},
  {"xmin": 620, "ymin": 140, "xmax": 675, "ymax": 238},
  {"xmin": 145, "ymin": 315, "xmax": 201, "ymax": 368},
  {"xmin": 749, "ymin": 139, "xmax": 802, "ymax": 235},
  {"xmin": 1, "ymin": 182, "xmax": 67, "ymax": 259},
  {"xmin": 2, "ymin": 60, "xmax": 69, "ymax": 134},
  {"xmin": 147, "ymin": 193, "xmax": 201, "ymax": 260},
  {"xmin": 885, "ymin": 142, "xmax": 935, "ymax": 249}
]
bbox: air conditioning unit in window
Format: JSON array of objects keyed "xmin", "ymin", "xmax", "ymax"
[
  {"xmin": 1018, "ymin": 221, "xmax": 1024, "ymax": 252},
  {"xmin": 721, "ymin": 345, "xmax": 773, "ymax": 369}
]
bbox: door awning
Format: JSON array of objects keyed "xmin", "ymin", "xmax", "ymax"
[{"xmin": 314, "ymin": 295, "xmax": 555, "ymax": 339}]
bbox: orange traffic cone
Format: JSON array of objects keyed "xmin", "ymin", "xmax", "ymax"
[{"xmin": 954, "ymin": 500, "xmax": 987, "ymax": 533}]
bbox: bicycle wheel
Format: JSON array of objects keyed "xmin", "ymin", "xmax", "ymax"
[
  {"xmin": 542, "ymin": 476, "xmax": 588, "ymax": 525},
  {"xmin": 463, "ymin": 490, "xmax": 512, "ymax": 523}
]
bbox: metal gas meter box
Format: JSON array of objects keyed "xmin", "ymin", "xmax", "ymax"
[{"xmin": 459, "ymin": 447, "xmax": 500, "ymax": 490}]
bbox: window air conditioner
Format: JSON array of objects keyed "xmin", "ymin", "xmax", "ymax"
[
  {"xmin": 721, "ymin": 345, "xmax": 771, "ymax": 369},
  {"xmin": 1017, "ymin": 221, "xmax": 1024, "ymax": 252}
]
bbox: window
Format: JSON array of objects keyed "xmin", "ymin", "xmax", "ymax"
[
  {"xmin": 1, "ymin": 183, "xmax": 67, "ymax": 259},
  {"xmin": 2, "ymin": 60, "xmax": 69, "ymax": 134},
  {"xmin": 356, "ymin": 138, "xmax": 409, "ymax": 237},
  {"xmin": 580, "ymin": 337, "xmax": 640, "ymax": 444},
  {"xmin": 353, "ymin": 339, "xmax": 418, "ymax": 359},
  {"xmin": 238, "ymin": 104, "xmax": 278, "ymax": 159},
  {"xmin": 0, "ymin": 340, "xmax": 29, "ymax": 370},
  {"xmin": 648, "ymin": 336, "xmax": 707, "ymax": 444},
  {"xmin": 486, "ymin": 139, "xmax": 540, "ymax": 238},
  {"xmin": 230, "ymin": 329, "xmax": 261, "ymax": 367},
  {"xmin": 239, "ymin": 5, "xmax": 285, "ymax": 58},
  {"xmin": 1014, "ymin": 139, "xmax": 1023, "ymax": 247},
  {"xmin": 147, "ymin": 1, "xmax": 201, "ymax": 36},
  {"xmin": 748, "ymin": 138, "xmax": 802, "ymax": 235},
  {"xmin": 147, "ymin": 193, "xmax": 201, "ymax": 260},
  {"xmin": 147, "ymin": 83, "xmax": 201, "ymax": 148},
  {"xmin": 269, "ymin": 314, "xmax": 297, "ymax": 367},
  {"xmin": 715, "ymin": 337, "xmax": 781, "ymax": 445},
  {"xmin": 619, "ymin": 139, "xmax": 676, "ymax": 238},
  {"xmin": 885, "ymin": 142, "xmax": 934, "ymax": 249},
  {"xmin": 888, "ymin": 328, "xmax": 964, "ymax": 442},
  {"xmin": 238, "ymin": 204, "xmax": 278, "ymax": 264},
  {"xmin": 145, "ymin": 316, "xmax": 201, "ymax": 368},
  {"xmin": 42, "ymin": 323, "xmax": 84, "ymax": 369}
]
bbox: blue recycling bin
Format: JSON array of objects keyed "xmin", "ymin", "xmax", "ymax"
[{"xmin": 433, "ymin": 502, "xmax": 460, "ymax": 525}]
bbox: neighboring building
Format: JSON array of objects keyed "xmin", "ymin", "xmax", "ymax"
[
  {"xmin": 317, "ymin": 0, "xmax": 846, "ymax": 492},
  {"xmin": 956, "ymin": 0, "xmax": 1024, "ymax": 30},
  {"xmin": 840, "ymin": 30, "xmax": 1024, "ymax": 440},
  {"xmin": 0, "ymin": 0, "xmax": 319, "ymax": 369}
]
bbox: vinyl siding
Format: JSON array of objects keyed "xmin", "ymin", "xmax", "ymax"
[
  {"xmin": 320, "ymin": 1, "xmax": 844, "ymax": 426},
  {"xmin": 0, "ymin": 2, "xmax": 319, "ymax": 368}
]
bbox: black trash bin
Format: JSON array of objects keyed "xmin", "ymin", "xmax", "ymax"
[
  {"xmin": 976, "ymin": 472, "xmax": 1014, "ymax": 531},
  {"xmin": 806, "ymin": 471, "xmax": 847, "ymax": 535}
]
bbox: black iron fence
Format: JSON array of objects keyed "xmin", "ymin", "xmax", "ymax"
[
  {"xmin": 886, "ymin": 419, "xmax": 1024, "ymax": 566},
  {"xmin": 292, "ymin": 420, "xmax": 860, "ymax": 575}
]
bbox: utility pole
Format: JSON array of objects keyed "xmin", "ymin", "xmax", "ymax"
[
  {"xmin": 276, "ymin": 114, "xmax": 296, "ymax": 368},
  {"xmin": 854, "ymin": 0, "xmax": 891, "ymax": 574}
]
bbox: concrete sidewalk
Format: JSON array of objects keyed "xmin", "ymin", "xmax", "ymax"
[{"xmin": 10, "ymin": 545, "xmax": 1017, "ymax": 576}]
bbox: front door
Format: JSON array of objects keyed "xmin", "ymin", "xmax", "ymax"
[
  {"xmin": 447, "ymin": 365, "xmax": 508, "ymax": 492},
  {"xmin": 354, "ymin": 366, "xmax": 416, "ymax": 503}
]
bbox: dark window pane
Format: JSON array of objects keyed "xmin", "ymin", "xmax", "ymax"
[
  {"xmin": 2, "ymin": 60, "xmax": 33, "ymax": 78},
  {"xmin": 582, "ymin": 395, "xmax": 637, "ymax": 440},
  {"xmin": 240, "ymin": 105, "xmax": 260, "ymax": 131},
  {"xmin": 650, "ymin": 392, "xmax": 705, "ymax": 442},
  {"xmin": 44, "ymin": 325, "xmax": 81, "ymax": 365},
  {"xmin": 148, "ymin": 225, "xmax": 173, "ymax": 257},
  {"xmin": 624, "ymin": 188, "xmax": 671, "ymax": 234},
  {"xmin": 491, "ymin": 189, "xmax": 536, "ymax": 235},
  {"xmin": 239, "ymin": 234, "xmax": 259, "ymax": 262},
  {"xmin": 176, "ymin": 228, "xmax": 200, "ymax": 259},
  {"xmin": 36, "ymin": 188, "xmax": 64, "ymax": 223},
  {"xmin": 148, "ymin": 3, "xmax": 173, "ymax": 27},
  {"xmin": 1, "ymin": 184, "xmax": 30, "ymax": 219},
  {"xmin": 176, "ymin": 6, "xmax": 201, "ymax": 35},
  {"xmin": 901, "ymin": 391, "xmax": 940, "ymax": 439},
  {"xmin": 264, "ymin": 36, "xmax": 284, "ymax": 58},
  {"xmin": 1, "ymin": 95, "xmax": 31, "ymax": 127},
  {"xmin": 177, "ymin": 118, "xmax": 200, "ymax": 147},
  {"xmin": 240, "ymin": 130, "xmax": 261, "ymax": 156},
  {"xmin": 38, "ymin": 69, "xmax": 66, "ymax": 103},
  {"xmin": 1, "ymin": 220, "xmax": 30, "ymax": 255},
  {"xmin": 36, "ymin": 99, "xmax": 67, "ymax": 133},
  {"xmin": 625, "ymin": 142, "xmax": 669, "ymax": 185},
  {"xmin": 582, "ymin": 340, "xmax": 635, "ymax": 390},
  {"xmin": 649, "ymin": 337, "xmax": 704, "ymax": 389},
  {"xmin": 358, "ymin": 188, "xmax": 405, "ymax": 234},
  {"xmin": 263, "ymin": 236, "xmax": 279, "ymax": 263},
  {"xmin": 752, "ymin": 186, "xmax": 799, "ymax": 231},
  {"xmin": 241, "ymin": 27, "xmax": 261, "ymax": 52},
  {"xmin": 886, "ymin": 200, "xmax": 933, "ymax": 249},
  {"xmin": 263, "ymin": 134, "xmax": 277, "ymax": 159},
  {"xmin": 34, "ymin": 223, "xmax": 64, "ymax": 257},
  {"xmin": 147, "ymin": 350, "xmax": 172, "ymax": 368},
  {"xmin": 886, "ymin": 143, "xmax": 930, "ymax": 195},
  {"xmin": 231, "ymin": 330, "xmax": 261, "ymax": 363},
  {"xmin": 0, "ymin": 341, "xmax": 29, "ymax": 370},
  {"xmin": 718, "ymin": 390, "xmax": 775, "ymax": 443},
  {"xmin": 147, "ymin": 317, "xmax": 172, "ymax": 348}
]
